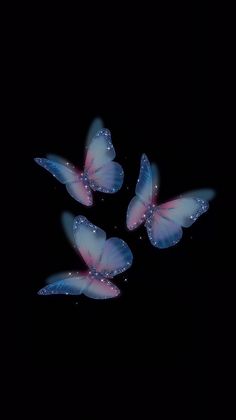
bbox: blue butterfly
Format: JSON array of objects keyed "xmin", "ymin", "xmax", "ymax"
[
  {"xmin": 34, "ymin": 118, "xmax": 124, "ymax": 206},
  {"xmin": 127, "ymin": 154, "xmax": 215, "ymax": 248},
  {"xmin": 38, "ymin": 215, "xmax": 133, "ymax": 299}
]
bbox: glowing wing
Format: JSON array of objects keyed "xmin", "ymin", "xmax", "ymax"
[
  {"xmin": 73, "ymin": 216, "xmax": 106, "ymax": 269},
  {"xmin": 126, "ymin": 196, "xmax": 148, "ymax": 230},
  {"xmin": 83, "ymin": 278, "xmax": 120, "ymax": 299},
  {"xmin": 96, "ymin": 238, "xmax": 133, "ymax": 278},
  {"xmin": 146, "ymin": 212, "xmax": 183, "ymax": 248},
  {"xmin": 85, "ymin": 129, "xmax": 124, "ymax": 193},
  {"xmin": 157, "ymin": 198, "xmax": 209, "ymax": 228},
  {"xmin": 146, "ymin": 197, "xmax": 209, "ymax": 248},
  {"xmin": 73, "ymin": 216, "xmax": 133, "ymax": 277},
  {"xmin": 38, "ymin": 272, "xmax": 120, "ymax": 299},
  {"xmin": 126, "ymin": 154, "xmax": 158, "ymax": 230},
  {"xmin": 38, "ymin": 272, "xmax": 89, "ymax": 295},
  {"xmin": 135, "ymin": 154, "xmax": 155, "ymax": 204},
  {"xmin": 34, "ymin": 156, "xmax": 93, "ymax": 206},
  {"xmin": 34, "ymin": 156, "xmax": 78, "ymax": 183}
]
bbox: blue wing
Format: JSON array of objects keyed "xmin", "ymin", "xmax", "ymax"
[
  {"xmin": 88, "ymin": 161, "xmax": 124, "ymax": 193},
  {"xmin": 96, "ymin": 238, "xmax": 133, "ymax": 278},
  {"xmin": 73, "ymin": 216, "xmax": 106, "ymax": 269},
  {"xmin": 135, "ymin": 154, "xmax": 158, "ymax": 204},
  {"xmin": 38, "ymin": 273, "xmax": 89, "ymax": 295},
  {"xmin": 85, "ymin": 129, "xmax": 124, "ymax": 193},
  {"xmin": 38, "ymin": 272, "xmax": 120, "ymax": 299},
  {"xmin": 146, "ymin": 197, "xmax": 209, "ymax": 248},
  {"xmin": 34, "ymin": 157, "xmax": 78, "ymax": 183},
  {"xmin": 34, "ymin": 156, "xmax": 93, "ymax": 206},
  {"xmin": 126, "ymin": 154, "xmax": 158, "ymax": 230}
]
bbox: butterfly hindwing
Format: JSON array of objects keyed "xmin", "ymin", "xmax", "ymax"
[
  {"xmin": 96, "ymin": 238, "xmax": 133, "ymax": 278},
  {"xmin": 89, "ymin": 161, "xmax": 124, "ymax": 193},
  {"xmin": 146, "ymin": 196, "xmax": 209, "ymax": 248},
  {"xmin": 146, "ymin": 211, "xmax": 183, "ymax": 248},
  {"xmin": 157, "ymin": 197, "xmax": 209, "ymax": 228},
  {"xmin": 84, "ymin": 278, "xmax": 121, "ymax": 299}
]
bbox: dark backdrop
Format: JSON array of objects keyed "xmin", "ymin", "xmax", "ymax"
[{"xmin": 19, "ymin": 6, "xmax": 220, "ymax": 388}]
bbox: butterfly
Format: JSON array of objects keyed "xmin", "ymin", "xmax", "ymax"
[
  {"xmin": 126, "ymin": 154, "xmax": 215, "ymax": 249},
  {"xmin": 34, "ymin": 118, "xmax": 124, "ymax": 206},
  {"xmin": 38, "ymin": 215, "xmax": 133, "ymax": 299}
]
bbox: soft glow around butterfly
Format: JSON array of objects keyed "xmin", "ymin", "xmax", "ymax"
[
  {"xmin": 34, "ymin": 118, "xmax": 124, "ymax": 205},
  {"xmin": 38, "ymin": 216, "xmax": 133, "ymax": 299},
  {"xmin": 126, "ymin": 153, "xmax": 215, "ymax": 249}
]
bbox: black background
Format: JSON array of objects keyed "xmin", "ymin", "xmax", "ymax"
[{"xmin": 16, "ymin": 4, "xmax": 221, "ymax": 406}]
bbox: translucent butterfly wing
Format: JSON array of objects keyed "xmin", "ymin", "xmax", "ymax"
[
  {"xmin": 88, "ymin": 161, "xmax": 124, "ymax": 193},
  {"xmin": 38, "ymin": 273, "xmax": 89, "ymax": 295},
  {"xmin": 126, "ymin": 196, "xmax": 148, "ymax": 230},
  {"xmin": 126, "ymin": 154, "xmax": 157, "ymax": 230},
  {"xmin": 135, "ymin": 154, "xmax": 157, "ymax": 204},
  {"xmin": 73, "ymin": 216, "xmax": 106, "ymax": 268},
  {"xmin": 146, "ymin": 211, "xmax": 183, "ymax": 248},
  {"xmin": 96, "ymin": 238, "xmax": 133, "ymax": 278},
  {"xmin": 38, "ymin": 272, "xmax": 120, "ymax": 298},
  {"xmin": 34, "ymin": 156, "xmax": 93, "ymax": 206},
  {"xmin": 85, "ymin": 129, "xmax": 124, "ymax": 193},
  {"xmin": 157, "ymin": 198, "xmax": 209, "ymax": 228},
  {"xmin": 34, "ymin": 157, "xmax": 78, "ymax": 183},
  {"xmin": 45, "ymin": 271, "xmax": 80, "ymax": 284},
  {"xmin": 65, "ymin": 181, "xmax": 93, "ymax": 206},
  {"xmin": 147, "ymin": 197, "xmax": 209, "ymax": 248},
  {"xmin": 84, "ymin": 278, "xmax": 120, "ymax": 299},
  {"xmin": 85, "ymin": 129, "xmax": 115, "ymax": 172}
]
